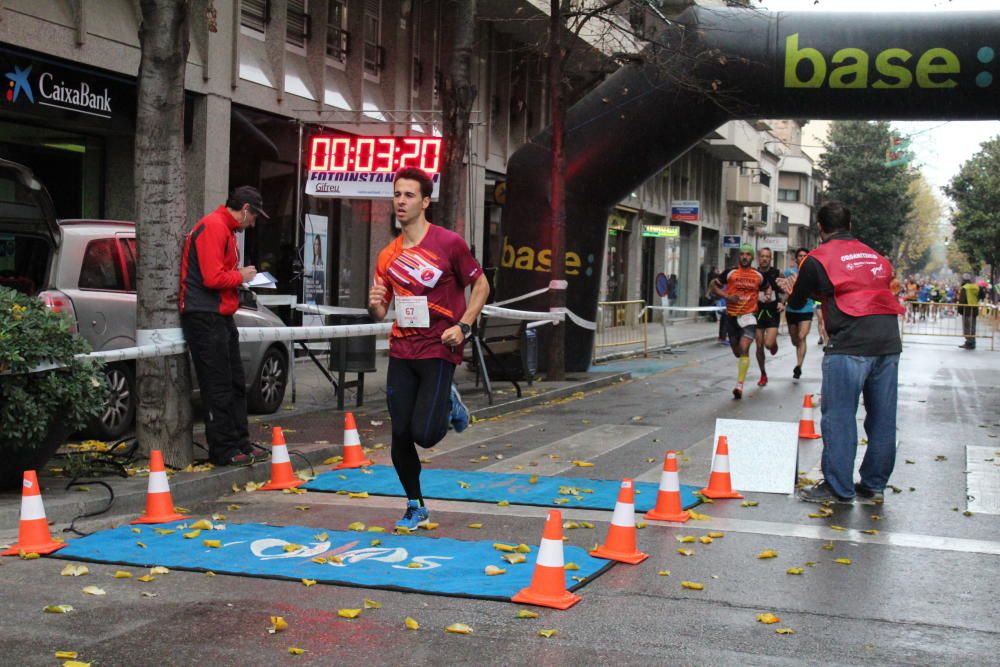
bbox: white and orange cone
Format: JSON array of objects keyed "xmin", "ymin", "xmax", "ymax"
[
  {"xmin": 699, "ymin": 436, "xmax": 744, "ymax": 500},
  {"xmin": 131, "ymin": 450, "xmax": 191, "ymax": 524},
  {"xmin": 798, "ymin": 394, "xmax": 821, "ymax": 439},
  {"xmin": 590, "ymin": 479, "xmax": 649, "ymax": 564},
  {"xmin": 260, "ymin": 426, "xmax": 304, "ymax": 491},
  {"xmin": 2, "ymin": 470, "xmax": 66, "ymax": 556},
  {"xmin": 511, "ymin": 509, "xmax": 581, "ymax": 610},
  {"xmin": 335, "ymin": 412, "xmax": 373, "ymax": 469},
  {"xmin": 645, "ymin": 451, "xmax": 691, "ymax": 523}
]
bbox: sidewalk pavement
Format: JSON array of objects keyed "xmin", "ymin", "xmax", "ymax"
[{"xmin": 0, "ymin": 316, "xmax": 721, "ymax": 534}]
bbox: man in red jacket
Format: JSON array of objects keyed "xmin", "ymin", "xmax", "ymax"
[
  {"xmin": 179, "ymin": 186, "xmax": 271, "ymax": 466},
  {"xmin": 782, "ymin": 201, "xmax": 903, "ymax": 504}
]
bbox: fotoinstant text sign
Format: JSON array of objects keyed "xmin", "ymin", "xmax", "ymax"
[
  {"xmin": 306, "ymin": 171, "xmax": 441, "ymax": 199},
  {"xmin": 671, "ymin": 200, "xmax": 700, "ymax": 222}
]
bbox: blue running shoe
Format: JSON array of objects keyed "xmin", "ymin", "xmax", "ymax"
[
  {"xmin": 395, "ymin": 499, "xmax": 430, "ymax": 531},
  {"xmin": 449, "ymin": 383, "xmax": 470, "ymax": 433}
]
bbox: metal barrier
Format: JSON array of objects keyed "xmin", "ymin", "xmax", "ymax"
[
  {"xmin": 901, "ymin": 302, "xmax": 997, "ymax": 351},
  {"xmin": 594, "ymin": 300, "xmax": 647, "ymax": 358}
]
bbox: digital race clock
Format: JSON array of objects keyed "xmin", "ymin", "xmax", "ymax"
[{"xmin": 308, "ymin": 135, "xmax": 443, "ymax": 174}]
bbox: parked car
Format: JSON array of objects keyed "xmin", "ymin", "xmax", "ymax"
[{"xmin": 0, "ymin": 158, "xmax": 289, "ymax": 440}]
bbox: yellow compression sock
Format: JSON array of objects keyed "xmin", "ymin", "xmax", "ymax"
[{"xmin": 737, "ymin": 355, "xmax": 750, "ymax": 383}]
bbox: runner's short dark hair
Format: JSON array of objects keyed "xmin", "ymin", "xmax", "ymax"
[
  {"xmin": 817, "ymin": 201, "xmax": 851, "ymax": 233},
  {"xmin": 796, "ymin": 247, "xmax": 810, "ymax": 255},
  {"xmin": 394, "ymin": 167, "xmax": 433, "ymax": 199}
]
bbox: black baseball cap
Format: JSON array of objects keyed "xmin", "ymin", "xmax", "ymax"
[{"xmin": 227, "ymin": 185, "xmax": 270, "ymax": 219}]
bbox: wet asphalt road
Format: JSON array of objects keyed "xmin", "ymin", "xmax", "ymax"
[{"xmin": 1, "ymin": 334, "xmax": 998, "ymax": 666}]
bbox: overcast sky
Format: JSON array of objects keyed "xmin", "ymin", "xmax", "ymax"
[{"xmin": 757, "ymin": 0, "xmax": 1000, "ymax": 197}]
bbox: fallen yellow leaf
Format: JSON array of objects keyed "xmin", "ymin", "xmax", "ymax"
[
  {"xmin": 301, "ymin": 579, "xmax": 317, "ymax": 587},
  {"xmin": 137, "ymin": 575, "xmax": 155, "ymax": 583},
  {"xmin": 458, "ymin": 481, "xmax": 470, "ymax": 489},
  {"xmin": 205, "ymin": 571, "xmax": 215, "ymax": 577},
  {"xmin": 150, "ymin": 566, "xmax": 170, "ymax": 575},
  {"xmin": 348, "ymin": 492, "xmax": 368, "ymax": 499},
  {"xmin": 834, "ymin": 558, "xmax": 852, "ymax": 565},
  {"xmin": 203, "ymin": 539, "xmax": 222, "ymax": 548},
  {"xmin": 182, "ymin": 530, "xmax": 202, "ymax": 539},
  {"xmin": 485, "ymin": 565, "xmax": 507, "ymax": 576},
  {"xmin": 787, "ymin": 567, "xmax": 805, "ymax": 575},
  {"xmin": 81, "ymin": 586, "xmax": 106, "ymax": 596},
  {"xmin": 419, "ymin": 522, "xmax": 439, "ymax": 530},
  {"xmin": 370, "ymin": 539, "xmax": 381, "ymax": 546},
  {"xmin": 553, "ymin": 498, "xmax": 570, "ymax": 505},
  {"xmin": 741, "ymin": 501, "xmax": 759, "ymax": 507},
  {"xmin": 314, "ymin": 532, "xmax": 329, "ymax": 541},
  {"xmin": 572, "ymin": 460, "xmax": 594, "ymax": 467},
  {"xmin": 564, "ymin": 562, "xmax": 580, "ymax": 571},
  {"xmin": 502, "ymin": 553, "xmax": 526, "ymax": 565},
  {"xmin": 367, "ymin": 526, "xmax": 386, "ymax": 533},
  {"xmin": 348, "ymin": 522, "xmax": 366, "ymax": 531},
  {"xmin": 19, "ymin": 551, "xmax": 40, "ymax": 560},
  {"xmin": 757, "ymin": 550, "xmax": 778, "ymax": 559},
  {"xmin": 862, "ymin": 529, "xmax": 879, "ymax": 535},
  {"xmin": 681, "ymin": 581, "xmax": 704, "ymax": 590},
  {"xmin": 579, "ymin": 521, "xmax": 595, "ymax": 529},
  {"xmin": 62, "ymin": 661, "xmax": 91, "ymax": 667},
  {"xmin": 830, "ymin": 525, "xmax": 847, "ymax": 531},
  {"xmin": 131, "ymin": 527, "xmax": 141, "ymax": 534},
  {"xmin": 698, "ymin": 536, "xmax": 713, "ymax": 545},
  {"xmin": 311, "ymin": 557, "xmax": 327, "ymax": 564},
  {"xmin": 636, "ymin": 521, "xmax": 647, "ymax": 529},
  {"xmin": 287, "ymin": 647, "xmax": 306, "ymax": 655},
  {"xmin": 43, "ymin": 605, "xmax": 74, "ymax": 614},
  {"xmin": 136, "ymin": 542, "xmax": 147, "ymax": 549},
  {"xmin": 516, "ymin": 610, "xmax": 539, "ymax": 619},
  {"xmin": 468, "ymin": 523, "xmax": 483, "ymax": 529},
  {"xmin": 363, "ymin": 598, "xmax": 381, "ymax": 609},
  {"xmin": 658, "ymin": 570, "xmax": 671, "ymax": 576},
  {"xmin": 294, "ymin": 505, "xmax": 310, "ymax": 511},
  {"xmin": 270, "ymin": 616, "xmax": 288, "ymax": 633},
  {"xmin": 338, "ymin": 608, "xmax": 362, "ymax": 618},
  {"xmin": 61, "ymin": 564, "xmax": 89, "ymax": 577},
  {"xmin": 515, "ymin": 544, "xmax": 532, "ymax": 553},
  {"xmin": 189, "ymin": 519, "xmax": 213, "ymax": 530},
  {"xmin": 707, "ymin": 532, "xmax": 724, "ymax": 539},
  {"xmin": 677, "ymin": 548, "xmax": 694, "ymax": 556},
  {"xmin": 407, "ymin": 562, "xmax": 423, "ymax": 568},
  {"xmin": 283, "ymin": 544, "xmax": 303, "ymax": 552},
  {"xmin": 55, "ymin": 651, "xmax": 79, "ymax": 659},
  {"xmin": 113, "ymin": 571, "xmax": 132, "ymax": 579},
  {"xmin": 153, "ymin": 528, "xmax": 176, "ymax": 535},
  {"xmin": 498, "ymin": 500, "xmax": 510, "ymax": 507},
  {"xmin": 757, "ymin": 613, "xmax": 781, "ymax": 624},
  {"xmin": 821, "ymin": 541, "xmax": 834, "ymax": 551},
  {"xmin": 405, "ymin": 617, "xmax": 420, "ymax": 630},
  {"xmin": 445, "ymin": 623, "xmax": 473, "ymax": 634},
  {"xmin": 775, "ymin": 628, "xmax": 796, "ymax": 635},
  {"xmin": 494, "ymin": 543, "xmax": 516, "ymax": 552},
  {"xmin": 227, "ymin": 504, "xmax": 242, "ymax": 511},
  {"xmin": 538, "ymin": 629, "xmax": 557, "ymax": 638},
  {"xmin": 688, "ymin": 511, "xmax": 711, "ymax": 520}
]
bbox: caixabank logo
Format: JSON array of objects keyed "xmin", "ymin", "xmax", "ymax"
[{"xmin": 4, "ymin": 60, "xmax": 112, "ymax": 118}]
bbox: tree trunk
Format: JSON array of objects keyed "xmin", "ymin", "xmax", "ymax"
[
  {"xmin": 438, "ymin": 0, "xmax": 478, "ymax": 234},
  {"xmin": 134, "ymin": 0, "xmax": 194, "ymax": 468},
  {"xmin": 546, "ymin": 0, "xmax": 566, "ymax": 381}
]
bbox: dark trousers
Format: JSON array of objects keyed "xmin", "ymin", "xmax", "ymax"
[
  {"xmin": 961, "ymin": 306, "xmax": 978, "ymax": 347},
  {"xmin": 182, "ymin": 312, "xmax": 249, "ymax": 462},
  {"xmin": 386, "ymin": 356, "xmax": 455, "ymax": 501}
]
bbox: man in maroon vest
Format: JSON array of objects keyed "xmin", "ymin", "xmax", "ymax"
[{"xmin": 781, "ymin": 201, "xmax": 904, "ymax": 504}]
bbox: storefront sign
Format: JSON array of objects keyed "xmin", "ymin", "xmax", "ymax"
[
  {"xmin": 758, "ymin": 235, "xmax": 788, "ymax": 252},
  {"xmin": 607, "ymin": 211, "xmax": 630, "ymax": 232},
  {"xmin": 0, "ymin": 47, "xmax": 131, "ymax": 126},
  {"xmin": 305, "ymin": 135, "xmax": 442, "ymax": 199},
  {"xmin": 723, "ymin": 235, "xmax": 742, "ymax": 249},
  {"xmin": 670, "ymin": 200, "xmax": 700, "ymax": 222},
  {"xmin": 642, "ymin": 224, "xmax": 680, "ymax": 238}
]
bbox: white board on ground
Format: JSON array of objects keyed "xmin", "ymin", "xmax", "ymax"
[{"xmin": 712, "ymin": 419, "xmax": 799, "ymax": 494}]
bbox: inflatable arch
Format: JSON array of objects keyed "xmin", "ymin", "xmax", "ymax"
[{"xmin": 498, "ymin": 7, "xmax": 1000, "ymax": 371}]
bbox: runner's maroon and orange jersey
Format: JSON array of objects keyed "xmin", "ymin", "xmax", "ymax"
[
  {"xmin": 374, "ymin": 224, "xmax": 483, "ymax": 364},
  {"xmin": 720, "ymin": 267, "xmax": 765, "ymax": 317}
]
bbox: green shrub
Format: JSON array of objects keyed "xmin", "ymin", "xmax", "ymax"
[{"xmin": 0, "ymin": 287, "xmax": 105, "ymax": 449}]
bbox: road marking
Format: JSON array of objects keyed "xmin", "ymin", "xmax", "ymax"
[
  {"xmin": 252, "ymin": 493, "xmax": 1000, "ymax": 556},
  {"xmin": 967, "ymin": 445, "xmax": 1000, "ymax": 515},
  {"xmin": 479, "ymin": 424, "xmax": 659, "ymax": 475},
  {"xmin": 422, "ymin": 421, "xmax": 542, "ymax": 460}
]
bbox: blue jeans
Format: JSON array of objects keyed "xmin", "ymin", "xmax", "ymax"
[{"xmin": 820, "ymin": 353, "xmax": 900, "ymax": 498}]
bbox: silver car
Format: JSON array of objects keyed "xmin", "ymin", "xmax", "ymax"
[{"xmin": 0, "ymin": 159, "xmax": 289, "ymax": 440}]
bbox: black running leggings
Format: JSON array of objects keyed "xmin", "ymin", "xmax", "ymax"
[{"xmin": 386, "ymin": 356, "xmax": 455, "ymax": 501}]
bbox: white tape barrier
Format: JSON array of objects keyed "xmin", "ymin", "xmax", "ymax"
[
  {"xmin": 481, "ymin": 304, "xmax": 598, "ymax": 331},
  {"xmin": 490, "ymin": 286, "xmax": 551, "ymax": 307},
  {"xmin": 638, "ymin": 304, "xmax": 724, "ymax": 320}
]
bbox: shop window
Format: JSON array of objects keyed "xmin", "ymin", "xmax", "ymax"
[
  {"xmin": 287, "ymin": 0, "xmax": 309, "ymax": 50},
  {"xmin": 363, "ymin": 0, "xmax": 384, "ymax": 77},
  {"xmin": 78, "ymin": 239, "xmax": 126, "ymax": 291},
  {"xmin": 758, "ymin": 170, "xmax": 771, "ymax": 187},
  {"xmin": 241, "ymin": 0, "xmax": 270, "ymax": 35},
  {"xmin": 326, "ymin": 0, "xmax": 349, "ymax": 62}
]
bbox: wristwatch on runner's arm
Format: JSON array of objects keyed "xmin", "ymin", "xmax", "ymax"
[{"xmin": 458, "ymin": 322, "xmax": 472, "ymax": 339}]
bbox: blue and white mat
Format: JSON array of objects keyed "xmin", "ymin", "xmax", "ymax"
[
  {"xmin": 53, "ymin": 521, "xmax": 613, "ymax": 601},
  {"xmin": 303, "ymin": 465, "xmax": 701, "ymax": 512}
]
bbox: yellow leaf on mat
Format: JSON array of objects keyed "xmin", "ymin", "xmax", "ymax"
[
  {"xmin": 153, "ymin": 528, "xmax": 176, "ymax": 535},
  {"xmin": 498, "ymin": 500, "xmax": 510, "ymax": 507},
  {"xmin": 494, "ymin": 543, "xmax": 516, "ymax": 552},
  {"xmin": 182, "ymin": 530, "xmax": 201, "ymax": 539},
  {"xmin": 485, "ymin": 565, "xmax": 507, "ymax": 576},
  {"xmin": 347, "ymin": 522, "xmax": 366, "ymax": 531},
  {"xmin": 367, "ymin": 526, "xmax": 386, "ymax": 533},
  {"xmin": 515, "ymin": 544, "xmax": 532, "ymax": 553},
  {"xmin": 314, "ymin": 533, "xmax": 329, "ymax": 541},
  {"xmin": 370, "ymin": 539, "xmax": 381, "ymax": 546},
  {"xmin": 502, "ymin": 553, "xmax": 526, "ymax": 565},
  {"xmin": 458, "ymin": 481, "xmax": 470, "ymax": 489},
  {"xmin": 698, "ymin": 536, "xmax": 713, "ymax": 544},
  {"xmin": 203, "ymin": 540, "xmax": 222, "ymax": 548},
  {"xmin": 564, "ymin": 562, "xmax": 580, "ymax": 571},
  {"xmin": 189, "ymin": 519, "xmax": 213, "ymax": 530},
  {"xmin": 553, "ymin": 498, "xmax": 570, "ymax": 505},
  {"xmin": 407, "ymin": 562, "xmax": 423, "ymax": 568},
  {"xmin": 283, "ymin": 544, "xmax": 303, "ymax": 552},
  {"xmin": 338, "ymin": 609, "xmax": 361, "ymax": 618},
  {"xmin": 404, "ymin": 617, "xmax": 420, "ymax": 630},
  {"xmin": 445, "ymin": 623, "xmax": 473, "ymax": 635}
]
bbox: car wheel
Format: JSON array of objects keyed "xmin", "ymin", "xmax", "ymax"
[
  {"xmin": 86, "ymin": 362, "xmax": 136, "ymax": 440},
  {"xmin": 247, "ymin": 346, "xmax": 287, "ymax": 414}
]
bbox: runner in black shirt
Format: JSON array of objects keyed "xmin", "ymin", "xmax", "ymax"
[{"xmin": 754, "ymin": 247, "xmax": 784, "ymax": 387}]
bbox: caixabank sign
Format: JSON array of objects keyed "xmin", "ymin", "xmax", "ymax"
[{"xmin": 0, "ymin": 47, "xmax": 133, "ymax": 127}]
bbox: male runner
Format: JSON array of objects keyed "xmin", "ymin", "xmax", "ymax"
[
  {"xmin": 753, "ymin": 247, "xmax": 784, "ymax": 386},
  {"xmin": 712, "ymin": 244, "xmax": 765, "ymax": 399},
  {"xmin": 784, "ymin": 247, "xmax": 815, "ymax": 380},
  {"xmin": 368, "ymin": 168, "xmax": 491, "ymax": 530}
]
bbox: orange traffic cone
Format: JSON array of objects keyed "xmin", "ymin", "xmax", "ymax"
[
  {"xmin": 699, "ymin": 436, "xmax": 744, "ymax": 500},
  {"xmin": 645, "ymin": 451, "xmax": 691, "ymax": 523},
  {"xmin": 798, "ymin": 394, "xmax": 821, "ymax": 439},
  {"xmin": 590, "ymin": 479, "xmax": 649, "ymax": 564},
  {"xmin": 335, "ymin": 412, "xmax": 373, "ymax": 469},
  {"xmin": 260, "ymin": 426, "xmax": 304, "ymax": 491},
  {"xmin": 2, "ymin": 470, "xmax": 66, "ymax": 556},
  {"xmin": 511, "ymin": 510, "xmax": 581, "ymax": 610},
  {"xmin": 131, "ymin": 450, "xmax": 191, "ymax": 524}
]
